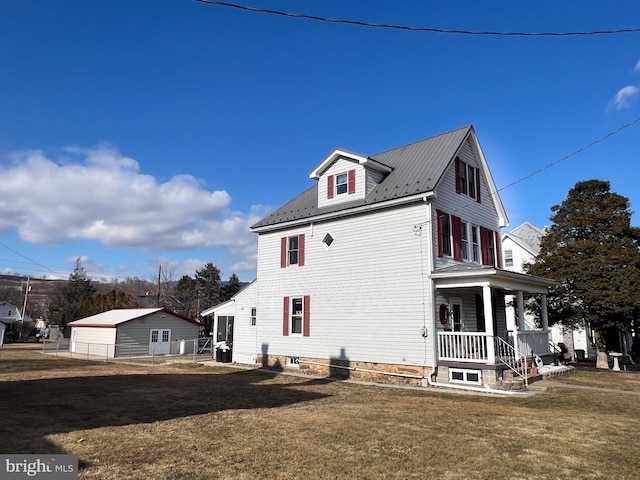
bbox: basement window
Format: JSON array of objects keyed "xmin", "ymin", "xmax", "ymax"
[
  {"xmin": 449, "ymin": 368, "xmax": 481, "ymax": 385},
  {"xmin": 286, "ymin": 356, "xmax": 300, "ymax": 368}
]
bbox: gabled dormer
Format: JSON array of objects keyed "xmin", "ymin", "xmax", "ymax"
[{"xmin": 309, "ymin": 149, "xmax": 393, "ymax": 208}]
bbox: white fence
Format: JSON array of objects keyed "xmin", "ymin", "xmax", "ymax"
[{"xmin": 42, "ymin": 338, "xmax": 213, "ymax": 365}]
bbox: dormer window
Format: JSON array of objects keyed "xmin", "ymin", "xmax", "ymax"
[
  {"xmin": 327, "ymin": 169, "xmax": 356, "ymax": 199},
  {"xmin": 335, "ymin": 173, "xmax": 348, "ymax": 195}
]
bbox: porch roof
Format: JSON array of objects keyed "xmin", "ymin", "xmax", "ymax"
[{"xmin": 432, "ymin": 264, "xmax": 555, "ymax": 293}]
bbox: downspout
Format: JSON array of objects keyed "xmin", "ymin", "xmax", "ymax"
[{"xmin": 425, "ymin": 200, "xmax": 439, "ymax": 383}]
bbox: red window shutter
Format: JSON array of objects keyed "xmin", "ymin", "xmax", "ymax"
[
  {"xmin": 327, "ymin": 175, "xmax": 334, "ymax": 199},
  {"xmin": 283, "ymin": 296, "xmax": 290, "ymax": 336},
  {"xmin": 298, "ymin": 234, "xmax": 305, "ymax": 266},
  {"xmin": 455, "ymin": 157, "xmax": 461, "ymax": 194},
  {"xmin": 280, "ymin": 237, "xmax": 287, "ymax": 268},
  {"xmin": 480, "ymin": 227, "xmax": 490, "ymax": 265},
  {"xmin": 476, "ymin": 168, "xmax": 481, "ymax": 203},
  {"xmin": 436, "ymin": 210, "xmax": 443, "ymax": 257},
  {"xmin": 494, "ymin": 230, "xmax": 502, "ymax": 268},
  {"xmin": 347, "ymin": 169, "xmax": 356, "ymax": 194},
  {"xmin": 303, "ymin": 295, "xmax": 310, "ymax": 337},
  {"xmin": 452, "ymin": 215, "xmax": 463, "ymax": 261}
]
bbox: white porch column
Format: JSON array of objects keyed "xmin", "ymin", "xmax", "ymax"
[
  {"xmin": 483, "ymin": 285, "xmax": 495, "ymax": 364},
  {"xmin": 514, "ymin": 290, "xmax": 524, "ymax": 358},
  {"xmin": 540, "ymin": 293, "xmax": 549, "ymax": 332}
]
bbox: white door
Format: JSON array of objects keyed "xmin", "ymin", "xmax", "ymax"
[{"xmin": 149, "ymin": 329, "xmax": 171, "ymax": 355}]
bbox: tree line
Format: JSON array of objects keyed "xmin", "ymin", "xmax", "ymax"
[{"xmin": 47, "ymin": 261, "xmax": 242, "ymax": 333}]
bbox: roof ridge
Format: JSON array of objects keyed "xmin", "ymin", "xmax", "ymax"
[{"xmin": 371, "ymin": 125, "xmax": 472, "ymax": 157}]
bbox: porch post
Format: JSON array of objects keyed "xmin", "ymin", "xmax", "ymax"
[
  {"xmin": 483, "ymin": 285, "xmax": 495, "ymax": 364},
  {"xmin": 540, "ymin": 293, "xmax": 549, "ymax": 332},
  {"xmin": 514, "ymin": 290, "xmax": 524, "ymax": 358}
]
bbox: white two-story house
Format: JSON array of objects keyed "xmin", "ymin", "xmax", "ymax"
[{"xmin": 244, "ymin": 125, "xmax": 554, "ymax": 390}]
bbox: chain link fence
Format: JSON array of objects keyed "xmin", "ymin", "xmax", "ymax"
[{"xmin": 41, "ymin": 337, "xmax": 215, "ymax": 365}]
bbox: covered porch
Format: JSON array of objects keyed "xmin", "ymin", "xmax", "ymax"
[{"xmin": 431, "ymin": 265, "xmax": 555, "ymax": 388}]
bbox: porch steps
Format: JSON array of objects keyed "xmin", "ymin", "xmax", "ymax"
[{"xmin": 497, "ymin": 365, "xmax": 576, "ymax": 391}]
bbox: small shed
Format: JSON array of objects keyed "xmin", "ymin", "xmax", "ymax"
[{"xmin": 67, "ymin": 308, "xmax": 200, "ymax": 358}]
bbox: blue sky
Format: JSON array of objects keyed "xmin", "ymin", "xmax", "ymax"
[{"xmin": 1, "ymin": 0, "xmax": 639, "ymax": 283}]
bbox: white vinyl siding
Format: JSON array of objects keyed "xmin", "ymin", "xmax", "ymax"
[
  {"xmin": 228, "ymin": 281, "xmax": 258, "ymax": 364},
  {"xmin": 256, "ymin": 202, "xmax": 434, "ymax": 367},
  {"xmin": 433, "ymin": 138, "xmax": 500, "ymax": 270}
]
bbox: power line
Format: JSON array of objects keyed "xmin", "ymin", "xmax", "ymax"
[
  {"xmin": 497, "ymin": 116, "xmax": 640, "ymax": 193},
  {"xmin": 413, "ymin": 115, "xmax": 640, "ymax": 229},
  {"xmin": 194, "ymin": 0, "xmax": 640, "ymax": 37}
]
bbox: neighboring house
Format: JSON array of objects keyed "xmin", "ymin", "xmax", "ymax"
[
  {"xmin": 200, "ymin": 281, "xmax": 258, "ymax": 365},
  {"xmin": 67, "ymin": 308, "xmax": 200, "ymax": 358},
  {"xmin": 246, "ymin": 125, "xmax": 554, "ymax": 390},
  {"xmin": 0, "ymin": 301, "xmax": 33, "ymax": 347},
  {"xmin": 502, "ymin": 222, "xmax": 594, "ymax": 359}
]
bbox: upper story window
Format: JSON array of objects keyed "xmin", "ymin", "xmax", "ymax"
[
  {"xmin": 336, "ymin": 173, "xmax": 348, "ymax": 195},
  {"xmin": 438, "ymin": 210, "xmax": 499, "ymax": 267},
  {"xmin": 280, "ymin": 234, "xmax": 305, "ymax": 268},
  {"xmin": 504, "ymin": 249, "xmax": 513, "ymax": 267},
  {"xmin": 437, "ymin": 211, "xmax": 452, "ymax": 257},
  {"xmin": 455, "ymin": 157, "xmax": 480, "ymax": 203},
  {"xmin": 327, "ymin": 169, "xmax": 356, "ymax": 199},
  {"xmin": 288, "ymin": 236, "xmax": 299, "ymax": 265},
  {"xmin": 250, "ymin": 307, "xmax": 257, "ymax": 326}
]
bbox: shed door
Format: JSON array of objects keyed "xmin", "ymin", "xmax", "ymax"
[{"xmin": 149, "ymin": 329, "xmax": 171, "ymax": 355}]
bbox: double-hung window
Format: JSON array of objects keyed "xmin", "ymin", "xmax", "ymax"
[
  {"xmin": 283, "ymin": 296, "xmax": 310, "ymax": 336},
  {"xmin": 288, "ymin": 236, "xmax": 299, "ymax": 265},
  {"xmin": 437, "ymin": 211, "xmax": 452, "ymax": 257},
  {"xmin": 471, "ymin": 225, "xmax": 480, "ymax": 263},
  {"xmin": 456, "ymin": 157, "xmax": 480, "ymax": 202},
  {"xmin": 461, "ymin": 221, "xmax": 469, "ymax": 260},
  {"xmin": 504, "ymin": 249, "xmax": 513, "ymax": 267},
  {"xmin": 335, "ymin": 173, "xmax": 348, "ymax": 195},
  {"xmin": 250, "ymin": 307, "xmax": 257, "ymax": 326},
  {"xmin": 280, "ymin": 234, "xmax": 305, "ymax": 268}
]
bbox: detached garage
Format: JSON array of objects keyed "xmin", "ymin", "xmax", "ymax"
[{"xmin": 68, "ymin": 308, "xmax": 201, "ymax": 358}]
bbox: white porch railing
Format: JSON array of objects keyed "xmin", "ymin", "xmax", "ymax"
[
  {"xmin": 437, "ymin": 330, "xmax": 551, "ymax": 365},
  {"xmin": 507, "ymin": 330, "xmax": 550, "ymax": 358},
  {"xmin": 437, "ymin": 332, "xmax": 491, "ymax": 363}
]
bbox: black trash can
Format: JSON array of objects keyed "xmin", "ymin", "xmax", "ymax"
[
  {"xmin": 221, "ymin": 348, "xmax": 232, "ymax": 363},
  {"xmin": 575, "ymin": 349, "xmax": 586, "ymax": 362},
  {"xmin": 215, "ymin": 347, "xmax": 223, "ymax": 362}
]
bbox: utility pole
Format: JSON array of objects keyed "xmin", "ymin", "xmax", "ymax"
[
  {"xmin": 156, "ymin": 264, "xmax": 162, "ymax": 308},
  {"xmin": 20, "ymin": 276, "xmax": 31, "ymax": 335}
]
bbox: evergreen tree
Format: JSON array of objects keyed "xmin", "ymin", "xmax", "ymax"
[
  {"xmin": 525, "ymin": 180, "xmax": 640, "ymax": 367},
  {"xmin": 48, "ymin": 259, "xmax": 97, "ymax": 332},
  {"xmin": 175, "ymin": 275, "xmax": 198, "ymax": 318},
  {"xmin": 221, "ymin": 273, "xmax": 241, "ymax": 302},
  {"xmin": 195, "ymin": 263, "xmax": 222, "ymax": 310}
]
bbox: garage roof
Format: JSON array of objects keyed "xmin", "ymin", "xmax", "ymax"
[{"xmin": 68, "ymin": 308, "xmax": 200, "ymax": 327}]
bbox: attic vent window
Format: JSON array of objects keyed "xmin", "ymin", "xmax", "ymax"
[{"xmin": 322, "ymin": 233, "xmax": 334, "ymax": 249}]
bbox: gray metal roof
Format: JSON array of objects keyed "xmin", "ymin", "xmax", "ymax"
[{"xmin": 252, "ymin": 125, "xmax": 473, "ymax": 230}]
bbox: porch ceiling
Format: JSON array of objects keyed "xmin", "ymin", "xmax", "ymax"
[{"xmin": 432, "ymin": 265, "xmax": 555, "ymax": 294}]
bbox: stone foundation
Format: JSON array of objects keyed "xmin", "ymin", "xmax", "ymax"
[{"xmin": 257, "ymin": 354, "xmax": 431, "ymax": 387}]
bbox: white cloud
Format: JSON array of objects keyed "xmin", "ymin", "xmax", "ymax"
[
  {"xmin": 608, "ymin": 85, "xmax": 639, "ymax": 111},
  {"xmin": 0, "ymin": 146, "xmax": 268, "ymax": 273},
  {"xmin": 635, "ymin": 59, "xmax": 640, "ymax": 72}
]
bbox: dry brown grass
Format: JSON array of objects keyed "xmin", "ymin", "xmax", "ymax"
[{"xmin": 2, "ymin": 344, "xmax": 640, "ymax": 479}]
